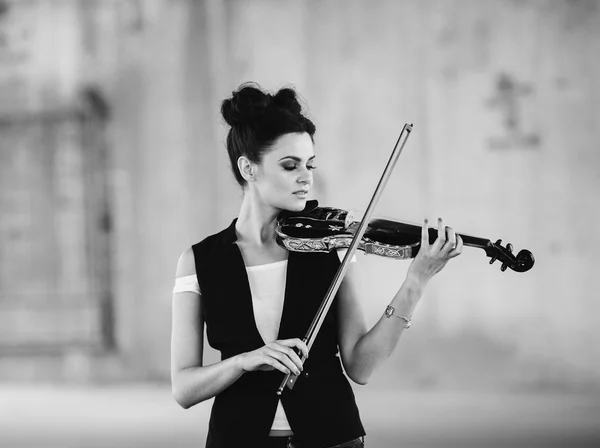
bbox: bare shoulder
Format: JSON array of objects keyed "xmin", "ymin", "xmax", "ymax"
[
  {"xmin": 171, "ymin": 247, "xmax": 204, "ymax": 377},
  {"xmin": 171, "ymin": 246, "xmax": 204, "ymax": 374},
  {"xmin": 176, "ymin": 246, "xmax": 196, "ymax": 278}
]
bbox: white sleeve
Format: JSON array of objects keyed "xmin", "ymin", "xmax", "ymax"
[
  {"xmin": 173, "ymin": 275, "xmax": 201, "ymax": 295},
  {"xmin": 336, "ymin": 249, "xmax": 357, "ymax": 263}
]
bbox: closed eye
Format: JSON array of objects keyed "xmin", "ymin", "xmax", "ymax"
[{"xmin": 283, "ymin": 165, "xmax": 317, "ymax": 171}]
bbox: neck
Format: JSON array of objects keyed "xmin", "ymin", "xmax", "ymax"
[{"xmin": 236, "ymin": 190, "xmax": 280, "ymax": 246}]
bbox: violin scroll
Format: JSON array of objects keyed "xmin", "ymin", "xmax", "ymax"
[{"xmin": 486, "ymin": 239, "xmax": 535, "ymax": 273}]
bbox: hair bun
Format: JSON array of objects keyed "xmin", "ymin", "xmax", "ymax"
[
  {"xmin": 221, "ymin": 83, "xmax": 271, "ymax": 128},
  {"xmin": 271, "ymin": 88, "xmax": 301, "ymax": 115}
]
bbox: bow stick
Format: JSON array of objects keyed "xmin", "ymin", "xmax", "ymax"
[{"xmin": 277, "ymin": 123, "xmax": 414, "ymax": 395}]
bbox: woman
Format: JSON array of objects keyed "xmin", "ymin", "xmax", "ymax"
[{"xmin": 171, "ymin": 83, "xmax": 463, "ymax": 448}]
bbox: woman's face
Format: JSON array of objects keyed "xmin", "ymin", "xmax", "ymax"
[{"xmin": 252, "ymin": 132, "xmax": 316, "ymax": 212}]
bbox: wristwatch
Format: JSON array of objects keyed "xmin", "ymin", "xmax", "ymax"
[{"xmin": 384, "ymin": 305, "xmax": 412, "ymax": 329}]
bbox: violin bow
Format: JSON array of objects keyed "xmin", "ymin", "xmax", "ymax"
[{"xmin": 277, "ymin": 123, "xmax": 414, "ymax": 395}]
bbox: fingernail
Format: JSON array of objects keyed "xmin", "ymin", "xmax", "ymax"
[
  {"xmin": 424, "ymin": 218, "xmax": 428, "ymax": 224},
  {"xmin": 438, "ymin": 217, "xmax": 442, "ymax": 222}
]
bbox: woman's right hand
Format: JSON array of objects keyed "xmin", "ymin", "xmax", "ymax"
[{"xmin": 238, "ymin": 338, "xmax": 309, "ymax": 376}]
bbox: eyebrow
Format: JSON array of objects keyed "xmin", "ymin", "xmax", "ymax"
[{"xmin": 278, "ymin": 155, "xmax": 316, "ymax": 162}]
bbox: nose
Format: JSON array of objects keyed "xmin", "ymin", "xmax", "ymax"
[{"xmin": 298, "ymin": 167, "xmax": 312, "ymax": 186}]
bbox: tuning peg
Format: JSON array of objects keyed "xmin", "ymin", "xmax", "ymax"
[
  {"xmin": 501, "ymin": 263, "xmax": 508, "ymax": 272},
  {"xmin": 495, "ymin": 239, "xmax": 502, "ymax": 246},
  {"xmin": 489, "ymin": 256, "xmax": 497, "ymax": 265},
  {"xmin": 507, "ymin": 243, "xmax": 513, "ymax": 253}
]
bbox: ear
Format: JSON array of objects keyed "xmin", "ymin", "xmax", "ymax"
[{"xmin": 237, "ymin": 156, "xmax": 256, "ymax": 182}]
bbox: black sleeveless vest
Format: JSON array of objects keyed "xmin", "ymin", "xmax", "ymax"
[{"xmin": 192, "ymin": 218, "xmax": 365, "ymax": 448}]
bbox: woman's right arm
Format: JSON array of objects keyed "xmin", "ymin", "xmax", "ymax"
[
  {"xmin": 170, "ymin": 247, "xmax": 308, "ymax": 409},
  {"xmin": 171, "ymin": 247, "xmax": 246, "ymax": 409}
]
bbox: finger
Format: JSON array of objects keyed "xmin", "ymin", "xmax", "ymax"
[
  {"xmin": 442, "ymin": 226, "xmax": 457, "ymax": 254},
  {"xmin": 266, "ymin": 348, "xmax": 301, "ymax": 375},
  {"xmin": 448, "ymin": 234, "xmax": 464, "ymax": 258},
  {"xmin": 275, "ymin": 344, "xmax": 304, "ymax": 372},
  {"xmin": 257, "ymin": 364, "xmax": 275, "ymax": 372},
  {"xmin": 279, "ymin": 338, "xmax": 309, "ymax": 360},
  {"xmin": 262, "ymin": 356, "xmax": 292, "ymax": 375},
  {"xmin": 432, "ymin": 217, "xmax": 446, "ymax": 251},
  {"xmin": 421, "ymin": 218, "xmax": 429, "ymax": 246}
]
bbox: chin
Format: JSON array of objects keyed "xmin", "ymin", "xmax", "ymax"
[{"xmin": 279, "ymin": 198, "xmax": 307, "ymax": 213}]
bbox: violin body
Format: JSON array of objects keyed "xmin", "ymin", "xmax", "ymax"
[
  {"xmin": 276, "ymin": 201, "xmax": 535, "ymax": 273},
  {"xmin": 276, "ymin": 206, "xmax": 419, "ymax": 259}
]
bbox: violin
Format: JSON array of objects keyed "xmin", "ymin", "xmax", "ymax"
[{"xmin": 276, "ymin": 201, "xmax": 535, "ymax": 273}]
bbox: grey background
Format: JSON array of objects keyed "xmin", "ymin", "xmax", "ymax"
[{"xmin": 1, "ymin": 0, "xmax": 599, "ymax": 447}]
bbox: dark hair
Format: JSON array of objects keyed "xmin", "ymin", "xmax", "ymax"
[{"xmin": 221, "ymin": 82, "xmax": 316, "ymax": 187}]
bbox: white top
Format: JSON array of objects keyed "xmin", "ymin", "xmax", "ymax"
[
  {"xmin": 172, "ymin": 250, "xmax": 355, "ymax": 431},
  {"xmin": 245, "ymin": 259, "xmax": 288, "ymax": 344}
]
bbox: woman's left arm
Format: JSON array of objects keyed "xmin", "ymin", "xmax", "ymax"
[{"xmin": 337, "ymin": 218, "xmax": 463, "ymax": 385}]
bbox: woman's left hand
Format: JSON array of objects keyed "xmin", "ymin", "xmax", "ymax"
[{"xmin": 406, "ymin": 217, "xmax": 463, "ymax": 286}]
